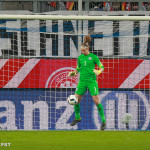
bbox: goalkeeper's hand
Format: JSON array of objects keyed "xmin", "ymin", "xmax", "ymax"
[
  {"xmin": 93, "ymin": 69, "xmax": 101, "ymax": 76},
  {"xmin": 68, "ymin": 71, "xmax": 76, "ymax": 77}
]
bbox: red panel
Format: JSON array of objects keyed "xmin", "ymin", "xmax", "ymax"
[
  {"xmin": 134, "ymin": 73, "xmax": 150, "ymax": 89},
  {"xmin": 0, "ymin": 59, "xmax": 28, "ymax": 88},
  {"xmin": 97, "ymin": 59, "xmax": 143, "ymax": 88},
  {"xmin": 0, "ymin": 59, "xmax": 149, "ymax": 89}
]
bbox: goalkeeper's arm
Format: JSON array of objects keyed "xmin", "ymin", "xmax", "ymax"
[{"xmin": 68, "ymin": 70, "xmax": 78, "ymax": 77}]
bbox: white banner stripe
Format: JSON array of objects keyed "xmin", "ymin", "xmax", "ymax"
[
  {"xmin": 119, "ymin": 60, "xmax": 150, "ymax": 88},
  {"xmin": 4, "ymin": 59, "xmax": 40, "ymax": 88},
  {"xmin": 0, "ymin": 59, "xmax": 8, "ymax": 69}
]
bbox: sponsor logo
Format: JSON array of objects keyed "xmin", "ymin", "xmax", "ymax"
[
  {"xmin": 0, "ymin": 90, "xmax": 149, "ymax": 130},
  {"xmin": 45, "ymin": 67, "xmax": 78, "ymax": 88},
  {"xmin": 93, "ymin": 91, "xmax": 150, "ymax": 130}
]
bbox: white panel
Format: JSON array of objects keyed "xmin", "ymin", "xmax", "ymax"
[
  {"xmin": 106, "ymin": 100, "xmax": 115, "ymax": 129},
  {"xmin": 119, "ymin": 21, "xmax": 133, "ymax": 56},
  {"xmin": 58, "ymin": 20, "xmax": 64, "ymax": 56},
  {"xmin": 95, "ymin": 21, "xmax": 113, "ymax": 56},
  {"xmin": 116, "ymin": 93, "xmax": 127, "ymax": 129},
  {"xmin": 129, "ymin": 100, "xmax": 138, "ymax": 129},
  {"xmin": 27, "ymin": 20, "xmax": 40, "ymax": 56},
  {"xmin": 140, "ymin": 21, "xmax": 149, "ymax": 56},
  {"xmin": 46, "ymin": 38, "xmax": 52, "ymax": 56}
]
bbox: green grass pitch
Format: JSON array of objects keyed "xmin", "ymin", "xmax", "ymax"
[{"xmin": 0, "ymin": 131, "xmax": 150, "ymax": 150}]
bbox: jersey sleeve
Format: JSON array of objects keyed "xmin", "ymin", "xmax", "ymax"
[
  {"xmin": 76, "ymin": 57, "xmax": 80, "ymax": 72},
  {"xmin": 94, "ymin": 55, "xmax": 104, "ymax": 70}
]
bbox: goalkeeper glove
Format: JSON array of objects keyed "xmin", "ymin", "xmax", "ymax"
[
  {"xmin": 93, "ymin": 69, "xmax": 101, "ymax": 76},
  {"xmin": 68, "ymin": 71, "xmax": 76, "ymax": 77}
]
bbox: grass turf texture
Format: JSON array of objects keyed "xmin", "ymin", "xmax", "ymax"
[{"xmin": 0, "ymin": 131, "xmax": 150, "ymax": 150}]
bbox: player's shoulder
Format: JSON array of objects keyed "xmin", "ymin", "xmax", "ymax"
[
  {"xmin": 78, "ymin": 54, "xmax": 84, "ymax": 59},
  {"xmin": 89, "ymin": 53, "xmax": 98, "ymax": 59}
]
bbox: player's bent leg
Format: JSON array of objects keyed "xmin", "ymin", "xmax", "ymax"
[
  {"xmin": 75, "ymin": 94, "xmax": 82, "ymax": 104},
  {"xmin": 92, "ymin": 95, "xmax": 106, "ymax": 130},
  {"xmin": 70, "ymin": 94, "xmax": 82, "ymax": 126},
  {"xmin": 92, "ymin": 95, "xmax": 100, "ymax": 105}
]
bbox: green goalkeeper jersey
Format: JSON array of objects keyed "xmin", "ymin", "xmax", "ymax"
[{"xmin": 76, "ymin": 53, "xmax": 104, "ymax": 81}]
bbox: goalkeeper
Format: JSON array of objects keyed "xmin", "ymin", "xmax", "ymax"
[{"xmin": 68, "ymin": 35, "xmax": 106, "ymax": 130}]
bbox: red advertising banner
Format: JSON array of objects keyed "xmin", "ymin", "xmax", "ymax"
[{"xmin": 0, "ymin": 59, "xmax": 149, "ymax": 89}]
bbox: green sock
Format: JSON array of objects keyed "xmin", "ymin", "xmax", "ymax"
[
  {"xmin": 74, "ymin": 103, "xmax": 81, "ymax": 120},
  {"xmin": 97, "ymin": 103, "xmax": 106, "ymax": 123}
]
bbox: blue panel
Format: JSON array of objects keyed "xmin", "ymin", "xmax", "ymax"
[{"xmin": 0, "ymin": 89, "xmax": 149, "ymax": 130}]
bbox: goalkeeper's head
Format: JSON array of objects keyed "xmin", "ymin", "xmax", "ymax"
[{"xmin": 81, "ymin": 35, "xmax": 91, "ymax": 55}]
